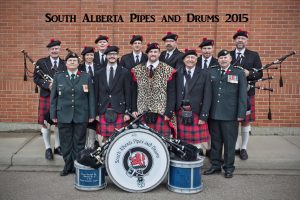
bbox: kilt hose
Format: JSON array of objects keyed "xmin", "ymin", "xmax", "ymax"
[
  {"xmin": 141, "ymin": 114, "xmax": 173, "ymax": 138},
  {"xmin": 244, "ymin": 95, "xmax": 256, "ymax": 123},
  {"xmin": 176, "ymin": 110, "xmax": 210, "ymax": 144},
  {"xmin": 38, "ymin": 96, "xmax": 50, "ymax": 125},
  {"xmin": 96, "ymin": 113, "xmax": 125, "ymax": 137}
]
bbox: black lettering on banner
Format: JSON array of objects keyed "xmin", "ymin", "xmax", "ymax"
[
  {"xmin": 225, "ymin": 14, "xmax": 248, "ymax": 22},
  {"xmin": 130, "ymin": 13, "xmax": 155, "ymax": 22},
  {"xmin": 45, "ymin": 13, "xmax": 76, "ymax": 22},
  {"xmin": 161, "ymin": 15, "xmax": 181, "ymax": 22}
]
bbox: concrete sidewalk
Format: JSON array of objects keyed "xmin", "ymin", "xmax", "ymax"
[{"xmin": 1, "ymin": 131, "xmax": 300, "ymax": 174}]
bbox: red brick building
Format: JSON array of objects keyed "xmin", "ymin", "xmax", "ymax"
[{"xmin": 0, "ymin": 0, "xmax": 299, "ymax": 133}]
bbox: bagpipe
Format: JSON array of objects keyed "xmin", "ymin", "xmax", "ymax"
[{"xmin": 77, "ymin": 111, "xmax": 199, "ymax": 169}]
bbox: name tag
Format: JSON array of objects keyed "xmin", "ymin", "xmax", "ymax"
[
  {"xmin": 227, "ymin": 75, "xmax": 238, "ymax": 84},
  {"xmin": 83, "ymin": 84, "xmax": 88, "ymax": 92}
]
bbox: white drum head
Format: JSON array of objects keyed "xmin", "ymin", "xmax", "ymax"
[{"xmin": 105, "ymin": 128, "xmax": 169, "ymax": 192}]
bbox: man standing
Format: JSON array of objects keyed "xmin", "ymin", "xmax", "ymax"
[
  {"xmin": 159, "ymin": 32, "xmax": 184, "ymax": 69},
  {"xmin": 120, "ymin": 35, "xmax": 148, "ymax": 69},
  {"xmin": 34, "ymin": 38, "xmax": 66, "ymax": 160},
  {"xmin": 94, "ymin": 46, "xmax": 131, "ymax": 142},
  {"xmin": 204, "ymin": 50, "xmax": 247, "ymax": 178},
  {"xmin": 230, "ymin": 29, "xmax": 263, "ymax": 160},
  {"xmin": 94, "ymin": 35, "xmax": 109, "ymax": 68},
  {"xmin": 50, "ymin": 52, "xmax": 95, "ymax": 176},
  {"xmin": 78, "ymin": 46, "xmax": 101, "ymax": 148},
  {"xmin": 196, "ymin": 38, "xmax": 218, "ymax": 69},
  {"xmin": 175, "ymin": 49, "xmax": 211, "ymax": 153},
  {"xmin": 132, "ymin": 43, "xmax": 176, "ymax": 137}
]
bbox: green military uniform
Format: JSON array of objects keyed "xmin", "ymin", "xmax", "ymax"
[
  {"xmin": 208, "ymin": 64, "xmax": 247, "ymax": 174},
  {"xmin": 50, "ymin": 70, "xmax": 95, "ymax": 173}
]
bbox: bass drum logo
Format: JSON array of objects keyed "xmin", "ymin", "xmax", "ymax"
[{"xmin": 123, "ymin": 147, "xmax": 153, "ymax": 188}]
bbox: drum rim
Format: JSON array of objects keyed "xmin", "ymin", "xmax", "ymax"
[{"xmin": 105, "ymin": 128, "xmax": 170, "ymax": 192}]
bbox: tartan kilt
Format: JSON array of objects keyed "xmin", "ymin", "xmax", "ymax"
[
  {"xmin": 38, "ymin": 96, "xmax": 50, "ymax": 125},
  {"xmin": 96, "ymin": 113, "xmax": 125, "ymax": 137},
  {"xmin": 244, "ymin": 95, "xmax": 256, "ymax": 123},
  {"xmin": 141, "ymin": 114, "xmax": 173, "ymax": 138},
  {"xmin": 176, "ymin": 110, "xmax": 210, "ymax": 144}
]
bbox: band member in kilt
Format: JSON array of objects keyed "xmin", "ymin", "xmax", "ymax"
[
  {"xmin": 94, "ymin": 46, "xmax": 131, "ymax": 142},
  {"xmin": 33, "ymin": 38, "xmax": 66, "ymax": 160},
  {"xmin": 175, "ymin": 49, "xmax": 212, "ymax": 155},
  {"xmin": 78, "ymin": 46, "xmax": 101, "ymax": 148},
  {"xmin": 94, "ymin": 35, "xmax": 109, "ymax": 69},
  {"xmin": 230, "ymin": 29, "xmax": 263, "ymax": 160},
  {"xmin": 196, "ymin": 38, "xmax": 218, "ymax": 69},
  {"xmin": 204, "ymin": 50, "xmax": 247, "ymax": 178},
  {"xmin": 119, "ymin": 35, "xmax": 148, "ymax": 69},
  {"xmin": 159, "ymin": 32, "xmax": 184, "ymax": 69},
  {"xmin": 132, "ymin": 43, "xmax": 177, "ymax": 138},
  {"xmin": 50, "ymin": 52, "xmax": 95, "ymax": 176}
]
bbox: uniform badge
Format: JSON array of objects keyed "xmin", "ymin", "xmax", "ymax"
[
  {"xmin": 227, "ymin": 75, "xmax": 238, "ymax": 84},
  {"xmin": 59, "ymin": 91, "xmax": 62, "ymax": 96},
  {"xmin": 83, "ymin": 84, "xmax": 88, "ymax": 92}
]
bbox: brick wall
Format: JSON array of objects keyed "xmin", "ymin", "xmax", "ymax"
[{"xmin": 0, "ymin": 0, "xmax": 299, "ymax": 127}]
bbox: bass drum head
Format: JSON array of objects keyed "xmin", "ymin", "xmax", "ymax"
[{"xmin": 105, "ymin": 128, "xmax": 169, "ymax": 192}]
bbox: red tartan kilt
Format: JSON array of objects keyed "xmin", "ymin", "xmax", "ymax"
[
  {"xmin": 244, "ymin": 95, "xmax": 256, "ymax": 123},
  {"xmin": 176, "ymin": 110, "xmax": 210, "ymax": 144},
  {"xmin": 96, "ymin": 113, "xmax": 125, "ymax": 137},
  {"xmin": 38, "ymin": 96, "xmax": 50, "ymax": 125},
  {"xmin": 141, "ymin": 115, "xmax": 172, "ymax": 138}
]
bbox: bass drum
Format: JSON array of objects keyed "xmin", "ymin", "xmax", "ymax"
[{"xmin": 105, "ymin": 128, "xmax": 169, "ymax": 192}]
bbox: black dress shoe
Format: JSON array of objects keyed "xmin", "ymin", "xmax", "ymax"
[
  {"xmin": 204, "ymin": 167, "xmax": 221, "ymax": 175},
  {"xmin": 54, "ymin": 146, "xmax": 63, "ymax": 156},
  {"xmin": 45, "ymin": 148, "xmax": 53, "ymax": 160},
  {"xmin": 240, "ymin": 149, "xmax": 248, "ymax": 160},
  {"xmin": 60, "ymin": 170, "xmax": 69, "ymax": 176},
  {"xmin": 224, "ymin": 171, "xmax": 233, "ymax": 178},
  {"xmin": 235, "ymin": 149, "xmax": 241, "ymax": 155}
]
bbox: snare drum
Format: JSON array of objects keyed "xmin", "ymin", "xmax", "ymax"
[
  {"xmin": 105, "ymin": 128, "xmax": 169, "ymax": 192},
  {"xmin": 74, "ymin": 160, "xmax": 106, "ymax": 191},
  {"xmin": 168, "ymin": 157, "xmax": 204, "ymax": 194}
]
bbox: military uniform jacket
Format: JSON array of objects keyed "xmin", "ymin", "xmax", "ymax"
[
  {"xmin": 94, "ymin": 65, "xmax": 131, "ymax": 115},
  {"xmin": 119, "ymin": 52, "xmax": 148, "ymax": 69},
  {"xmin": 94, "ymin": 51, "xmax": 108, "ymax": 69},
  {"xmin": 230, "ymin": 49, "xmax": 263, "ymax": 96},
  {"xmin": 50, "ymin": 71, "xmax": 96, "ymax": 123},
  {"xmin": 159, "ymin": 48, "xmax": 184, "ymax": 69},
  {"xmin": 34, "ymin": 56, "xmax": 66, "ymax": 97},
  {"xmin": 209, "ymin": 65, "xmax": 247, "ymax": 121},
  {"xmin": 175, "ymin": 67, "xmax": 212, "ymax": 121},
  {"xmin": 196, "ymin": 56, "xmax": 218, "ymax": 69}
]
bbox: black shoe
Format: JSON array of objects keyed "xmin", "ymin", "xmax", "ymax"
[
  {"xmin": 54, "ymin": 146, "xmax": 63, "ymax": 156},
  {"xmin": 198, "ymin": 148, "xmax": 204, "ymax": 156},
  {"xmin": 240, "ymin": 149, "xmax": 248, "ymax": 160},
  {"xmin": 204, "ymin": 167, "xmax": 221, "ymax": 175},
  {"xmin": 235, "ymin": 149, "xmax": 240, "ymax": 155},
  {"xmin": 224, "ymin": 171, "xmax": 233, "ymax": 178},
  {"xmin": 206, "ymin": 149, "xmax": 211, "ymax": 158},
  {"xmin": 45, "ymin": 148, "xmax": 53, "ymax": 160},
  {"xmin": 60, "ymin": 170, "xmax": 69, "ymax": 176}
]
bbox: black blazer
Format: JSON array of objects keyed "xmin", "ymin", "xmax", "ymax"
[
  {"xmin": 196, "ymin": 56, "xmax": 218, "ymax": 69},
  {"xmin": 94, "ymin": 65, "xmax": 131, "ymax": 115},
  {"xmin": 119, "ymin": 52, "xmax": 148, "ymax": 69},
  {"xmin": 159, "ymin": 48, "xmax": 184, "ymax": 69},
  {"xmin": 230, "ymin": 49, "xmax": 263, "ymax": 96},
  {"xmin": 78, "ymin": 62, "xmax": 101, "ymax": 81},
  {"xmin": 34, "ymin": 56, "xmax": 66, "ymax": 97},
  {"xmin": 94, "ymin": 51, "xmax": 108, "ymax": 69},
  {"xmin": 176, "ymin": 66, "xmax": 212, "ymax": 121}
]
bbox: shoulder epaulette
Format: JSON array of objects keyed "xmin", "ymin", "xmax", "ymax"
[
  {"xmin": 210, "ymin": 65, "xmax": 219, "ymax": 68},
  {"xmin": 233, "ymin": 65, "xmax": 244, "ymax": 70}
]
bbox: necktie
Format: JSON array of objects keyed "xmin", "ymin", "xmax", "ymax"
[
  {"xmin": 53, "ymin": 60, "xmax": 58, "ymax": 70},
  {"xmin": 221, "ymin": 69, "xmax": 225, "ymax": 77},
  {"xmin": 109, "ymin": 66, "xmax": 114, "ymax": 88},
  {"xmin": 101, "ymin": 54, "xmax": 105, "ymax": 64},
  {"xmin": 71, "ymin": 74, "xmax": 75, "ymax": 84},
  {"xmin": 236, "ymin": 52, "xmax": 242, "ymax": 64},
  {"xmin": 183, "ymin": 70, "xmax": 191, "ymax": 99},
  {"xmin": 149, "ymin": 65, "xmax": 154, "ymax": 78},
  {"xmin": 165, "ymin": 53, "xmax": 170, "ymax": 60},
  {"xmin": 88, "ymin": 65, "xmax": 93, "ymax": 77},
  {"xmin": 204, "ymin": 59, "xmax": 208, "ymax": 69},
  {"xmin": 135, "ymin": 55, "xmax": 140, "ymax": 65}
]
